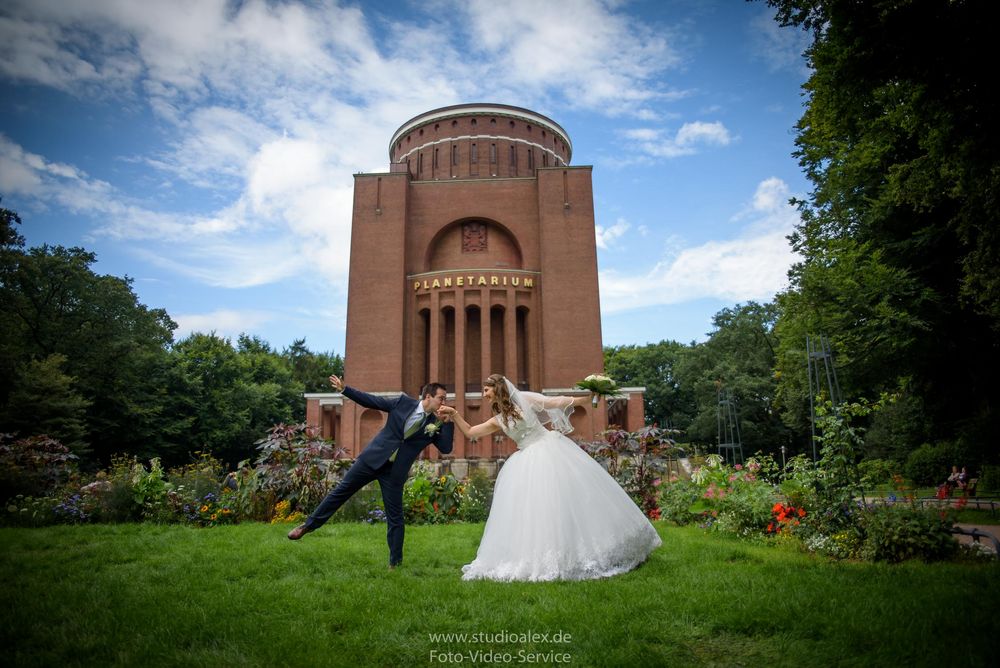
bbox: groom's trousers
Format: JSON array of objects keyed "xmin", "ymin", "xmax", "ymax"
[{"xmin": 305, "ymin": 457, "xmax": 407, "ymax": 565}]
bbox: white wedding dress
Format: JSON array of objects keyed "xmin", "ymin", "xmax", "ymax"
[{"xmin": 461, "ymin": 382, "xmax": 662, "ymax": 582}]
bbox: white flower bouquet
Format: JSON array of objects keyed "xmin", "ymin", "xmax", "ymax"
[
  {"xmin": 424, "ymin": 421, "xmax": 441, "ymax": 436},
  {"xmin": 575, "ymin": 373, "xmax": 623, "ymax": 406}
]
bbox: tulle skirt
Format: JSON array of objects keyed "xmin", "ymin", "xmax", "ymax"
[{"xmin": 462, "ymin": 430, "xmax": 662, "ymax": 582}]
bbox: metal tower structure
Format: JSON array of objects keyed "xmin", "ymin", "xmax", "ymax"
[
  {"xmin": 806, "ymin": 334, "xmax": 842, "ymax": 461},
  {"xmin": 717, "ymin": 385, "xmax": 744, "ymax": 465}
]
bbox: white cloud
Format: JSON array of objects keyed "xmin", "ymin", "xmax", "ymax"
[
  {"xmin": 456, "ymin": 0, "xmax": 683, "ymax": 117},
  {"xmin": 599, "ymin": 178, "xmax": 800, "ymax": 313},
  {"xmin": 619, "ymin": 120, "xmax": 733, "ymax": 160},
  {"xmin": 173, "ymin": 308, "xmax": 274, "ymax": 340},
  {"xmin": 595, "ymin": 217, "xmax": 630, "ymax": 250},
  {"xmin": 0, "ymin": 0, "xmax": 692, "ymax": 295}
]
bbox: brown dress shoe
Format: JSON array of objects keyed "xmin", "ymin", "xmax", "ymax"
[{"xmin": 287, "ymin": 523, "xmax": 311, "ymax": 540}]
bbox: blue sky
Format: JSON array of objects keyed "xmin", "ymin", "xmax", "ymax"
[{"xmin": 0, "ymin": 0, "xmax": 811, "ymax": 355}]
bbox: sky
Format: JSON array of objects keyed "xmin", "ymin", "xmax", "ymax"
[{"xmin": 0, "ymin": 0, "xmax": 812, "ymax": 355}]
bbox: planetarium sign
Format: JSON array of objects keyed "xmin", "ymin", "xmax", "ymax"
[{"xmin": 410, "ymin": 271, "xmax": 538, "ymax": 292}]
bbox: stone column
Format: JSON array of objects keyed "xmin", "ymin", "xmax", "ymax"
[
  {"xmin": 429, "ymin": 290, "xmax": 440, "ymax": 382},
  {"xmin": 454, "ymin": 296, "xmax": 467, "ymax": 458},
  {"xmin": 505, "ymin": 288, "xmax": 518, "ymax": 385}
]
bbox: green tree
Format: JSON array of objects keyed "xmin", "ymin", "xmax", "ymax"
[
  {"xmin": 0, "ymin": 224, "xmax": 182, "ymax": 464},
  {"xmin": 171, "ymin": 333, "xmax": 297, "ymax": 465},
  {"xmin": 1, "ymin": 205, "xmax": 25, "ymax": 248},
  {"xmin": 2, "ymin": 354, "xmax": 91, "ymax": 455},
  {"xmin": 765, "ymin": 0, "xmax": 1000, "ymax": 462},
  {"xmin": 676, "ymin": 302, "xmax": 790, "ymax": 454},
  {"xmin": 282, "ymin": 338, "xmax": 344, "ymax": 395},
  {"xmin": 604, "ymin": 340, "xmax": 695, "ymax": 430}
]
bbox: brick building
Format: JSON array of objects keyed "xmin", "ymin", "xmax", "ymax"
[{"xmin": 305, "ymin": 103, "xmax": 644, "ymax": 467}]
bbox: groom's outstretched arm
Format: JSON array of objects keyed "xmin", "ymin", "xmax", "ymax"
[{"xmin": 329, "ymin": 374, "xmax": 398, "ymax": 413}]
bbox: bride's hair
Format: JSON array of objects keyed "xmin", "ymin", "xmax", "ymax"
[{"xmin": 484, "ymin": 374, "xmax": 522, "ymax": 425}]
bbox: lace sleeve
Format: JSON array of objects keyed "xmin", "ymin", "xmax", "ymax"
[{"xmin": 511, "ymin": 383, "xmax": 575, "ymax": 434}]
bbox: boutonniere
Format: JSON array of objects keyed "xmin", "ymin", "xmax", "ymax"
[{"xmin": 424, "ymin": 421, "xmax": 442, "ymax": 436}]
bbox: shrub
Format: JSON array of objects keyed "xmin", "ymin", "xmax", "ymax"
[
  {"xmin": 658, "ymin": 480, "xmax": 702, "ymax": 526},
  {"xmin": 0, "ymin": 434, "xmax": 78, "ymax": 501},
  {"xmin": 184, "ymin": 491, "xmax": 238, "ymax": 527},
  {"xmin": 584, "ymin": 425, "xmax": 678, "ymax": 517},
  {"xmin": 223, "ymin": 466, "xmax": 275, "ymax": 522},
  {"xmin": 904, "ymin": 442, "xmax": 965, "ymax": 487},
  {"xmin": 86, "ymin": 455, "xmax": 155, "ymax": 522},
  {"xmin": 403, "ymin": 462, "xmax": 463, "ymax": 524},
  {"xmin": 803, "ymin": 529, "xmax": 863, "ymax": 560},
  {"xmin": 857, "ymin": 458, "xmax": 901, "ymax": 489},
  {"xmin": 167, "ymin": 452, "xmax": 226, "ymax": 502},
  {"xmin": 457, "ymin": 468, "xmax": 493, "ymax": 523},
  {"xmin": 714, "ymin": 482, "xmax": 780, "ymax": 537},
  {"xmin": 252, "ymin": 423, "xmax": 347, "ymax": 513},
  {"xmin": 977, "ymin": 465, "xmax": 999, "ymax": 493},
  {"xmin": 4, "ymin": 494, "xmax": 58, "ymax": 527},
  {"xmin": 858, "ymin": 504, "xmax": 957, "ymax": 563}
]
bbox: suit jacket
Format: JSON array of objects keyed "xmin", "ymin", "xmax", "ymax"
[{"xmin": 343, "ymin": 386, "xmax": 454, "ymax": 476}]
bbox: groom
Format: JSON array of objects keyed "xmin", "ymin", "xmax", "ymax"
[{"xmin": 288, "ymin": 375, "xmax": 454, "ymax": 568}]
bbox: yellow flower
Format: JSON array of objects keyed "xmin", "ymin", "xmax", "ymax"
[
  {"xmin": 210, "ymin": 513, "xmax": 217, "ymax": 520},
  {"xmin": 222, "ymin": 508, "xmax": 231, "ymax": 514},
  {"xmin": 439, "ymin": 476, "xmax": 446, "ymax": 484},
  {"xmin": 200, "ymin": 505, "xmax": 209, "ymax": 512}
]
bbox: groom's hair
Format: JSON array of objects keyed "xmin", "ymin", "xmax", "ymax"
[{"xmin": 420, "ymin": 382, "xmax": 447, "ymax": 399}]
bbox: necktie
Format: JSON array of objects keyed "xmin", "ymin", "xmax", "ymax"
[
  {"xmin": 390, "ymin": 410, "xmax": 426, "ymax": 462},
  {"xmin": 404, "ymin": 411, "xmax": 426, "ymax": 439}
]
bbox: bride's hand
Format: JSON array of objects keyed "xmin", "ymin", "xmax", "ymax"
[{"xmin": 436, "ymin": 406, "xmax": 456, "ymax": 421}]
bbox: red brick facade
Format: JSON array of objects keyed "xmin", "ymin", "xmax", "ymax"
[{"xmin": 305, "ymin": 104, "xmax": 644, "ymax": 460}]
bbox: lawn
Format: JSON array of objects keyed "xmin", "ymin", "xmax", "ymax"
[{"xmin": 2, "ymin": 522, "xmax": 998, "ymax": 667}]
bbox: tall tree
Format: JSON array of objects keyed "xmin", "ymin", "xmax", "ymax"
[
  {"xmin": 283, "ymin": 338, "xmax": 345, "ymax": 395},
  {"xmin": 0, "ymin": 229, "xmax": 182, "ymax": 463},
  {"xmin": 677, "ymin": 302, "xmax": 790, "ymax": 454},
  {"xmin": 2, "ymin": 354, "xmax": 91, "ymax": 455},
  {"xmin": 604, "ymin": 340, "xmax": 695, "ymax": 430},
  {"xmin": 766, "ymin": 0, "xmax": 1000, "ymax": 461},
  {"xmin": 171, "ymin": 333, "xmax": 297, "ymax": 465}
]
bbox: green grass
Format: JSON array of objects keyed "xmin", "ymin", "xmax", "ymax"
[{"xmin": 2, "ymin": 523, "xmax": 998, "ymax": 667}]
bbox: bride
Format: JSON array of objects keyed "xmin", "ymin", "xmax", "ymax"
[{"xmin": 436, "ymin": 374, "xmax": 661, "ymax": 581}]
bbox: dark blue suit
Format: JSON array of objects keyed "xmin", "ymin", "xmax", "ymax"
[{"xmin": 304, "ymin": 386, "xmax": 454, "ymax": 565}]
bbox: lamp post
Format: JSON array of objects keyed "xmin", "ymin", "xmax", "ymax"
[{"xmin": 780, "ymin": 445, "xmax": 787, "ymax": 469}]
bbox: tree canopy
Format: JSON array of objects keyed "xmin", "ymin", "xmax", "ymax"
[
  {"xmin": 767, "ymin": 0, "xmax": 1000, "ymax": 462},
  {"xmin": 0, "ymin": 207, "xmax": 344, "ymax": 468}
]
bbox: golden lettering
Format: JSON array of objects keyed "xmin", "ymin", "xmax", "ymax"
[{"xmin": 411, "ymin": 273, "xmax": 535, "ymax": 291}]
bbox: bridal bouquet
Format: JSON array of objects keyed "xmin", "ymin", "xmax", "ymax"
[{"xmin": 576, "ymin": 373, "xmax": 623, "ymax": 406}]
